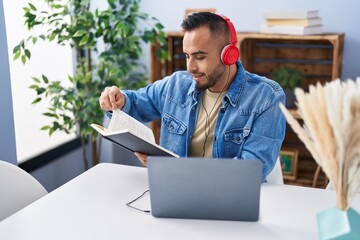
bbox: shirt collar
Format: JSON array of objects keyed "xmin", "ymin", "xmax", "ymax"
[{"xmin": 224, "ymin": 61, "xmax": 246, "ymax": 107}]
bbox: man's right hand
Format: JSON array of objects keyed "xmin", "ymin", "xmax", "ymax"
[{"xmin": 99, "ymin": 86, "xmax": 125, "ymax": 111}]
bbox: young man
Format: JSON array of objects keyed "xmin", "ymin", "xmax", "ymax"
[{"xmin": 99, "ymin": 12, "xmax": 286, "ymax": 181}]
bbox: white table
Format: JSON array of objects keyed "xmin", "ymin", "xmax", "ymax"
[{"xmin": 0, "ymin": 163, "xmax": 359, "ymax": 240}]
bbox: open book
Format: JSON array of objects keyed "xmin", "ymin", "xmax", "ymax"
[{"xmin": 91, "ymin": 110, "xmax": 179, "ymax": 158}]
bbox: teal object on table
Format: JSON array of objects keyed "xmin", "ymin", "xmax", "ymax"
[{"xmin": 317, "ymin": 207, "xmax": 360, "ymax": 239}]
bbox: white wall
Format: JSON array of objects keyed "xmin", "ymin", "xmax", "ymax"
[{"xmin": 139, "ymin": 0, "xmax": 360, "ymax": 80}]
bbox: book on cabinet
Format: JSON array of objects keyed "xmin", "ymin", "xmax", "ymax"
[
  {"xmin": 262, "ymin": 10, "xmax": 322, "ymax": 35},
  {"xmin": 265, "ymin": 17, "xmax": 322, "ymax": 27},
  {"xmin": 260, "ymin": 24, "xmax": 323, "ymax": 35},
  {"xmin": 264, "ymin": 10, "xmax": 319, "ymax": 20}
]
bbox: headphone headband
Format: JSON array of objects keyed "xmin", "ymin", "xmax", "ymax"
[{"xmin": 216, "ymin": 14, "xmax": 237, "ymax": 46}]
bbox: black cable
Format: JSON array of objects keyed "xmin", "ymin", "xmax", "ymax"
[{"xmin": 125, "ymin": 189, "xmax": 151, "ymax": 214}]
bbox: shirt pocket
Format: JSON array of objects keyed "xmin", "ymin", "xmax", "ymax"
[
  {"xmin": 162, "ymin": 113, "xmax": 186, "ymax": 134},
  {"xmin": 161, "ymin": 113, "xmax": 187, "ymax": 153},
  {"xmin": 224, "ymin": 128, "xmax": 245, "ymax": 157}
]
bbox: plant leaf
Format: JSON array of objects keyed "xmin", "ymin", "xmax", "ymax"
[
  {"xmin": 32, "ymin": 97, "xmax": 42, "ymax": 104},
  {"xmin": 36, "ymin": 87, "xmax": 46, "ymax": 95},
  {"xmin": 43, "ymin": 112, "xmax": 58, "ymax": 118},
  {"xmin": 21, "ymin": 55, "xmax": 26, "ymax": 64},
  {"xmin": 29, "ymin": 84, "xmax": 38, "ymax": 89},
  {"xmin": 73, "ymin": 30, "xmax": 86, "ymax": 38},
  {"xmin": 25, "ymin": 49, "xmax": 31, "ymax": 59},
  {"xmin": 13, "ymin": 45, "xmax": 20, "ymax": 54},
  {"xmin": 28, "ymin": 3, "xmax": 37, "ymax": 11},
  {"xmin": 42, "ymin": 74, "xmax": 49, "ymax": 83},
  {"xmin": 13, "ymin": 51, "xmax": 21, "ymax": 60},
  {"xmin": 40, "ymin": 126, "xmax": 50, "ymax": 131},
  {"xmin": 32, "ymin": 77, "xmax": 40, "ymax": 83},
  {"xmin": 79, "ymin": 35, "xmax": 89, "ymax": 46},
  {"xmin": 155, "ymin": 23, "xmax": 164, "ymax": 30}
]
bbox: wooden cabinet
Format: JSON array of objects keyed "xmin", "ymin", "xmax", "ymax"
[
  {"xmin": 237, "ymin": 32, "xmax": 344, "ymax": 89},
  {"xmin": 150, "ymin": 32, "xmax": 345, "ymax": 187},
  {"xmin": 150, "ymin": 31, "xmax": 187, "ymax": 82}
]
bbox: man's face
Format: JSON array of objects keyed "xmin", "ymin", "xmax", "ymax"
[{"xmin": 183, "ymin": 26, "xmax": 227, "ymax": 92}]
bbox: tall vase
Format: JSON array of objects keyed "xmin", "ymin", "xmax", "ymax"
[
  {"xmin": 284, "ymin": 89, "xmax": 296, "ymax": 109},
  {"xmin": 317, "ymin": 207, "xmax": 360, "ymax": 239}
]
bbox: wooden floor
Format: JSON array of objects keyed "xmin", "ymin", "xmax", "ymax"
[{"xmin": 283, "ymin": 158, "xmax": 328, "ymax": 189}]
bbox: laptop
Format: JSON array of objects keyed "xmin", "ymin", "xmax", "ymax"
[{"xmin": 147, "ymin": 157, "xmax": 262, "ymax": 221}]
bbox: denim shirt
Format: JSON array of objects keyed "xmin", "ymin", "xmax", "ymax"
[{"xmin": 121, "ymin": 61, "xmax": 286, "ymax": 181}]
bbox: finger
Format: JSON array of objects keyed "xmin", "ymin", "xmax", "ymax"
[
  {"xmin": 115, "ymin": 93, "xmax": 125, "ymax": 109},
  {"xmin": 134, "ymin": 152, "xmax": 148, "ymax": 166},
  {"xmin": 108, "ymin": 86, "xmax": 122, "ymax": 110},
  {"xmin": 134, "ymin": 152, "xmax": 147, "ymax": 166},
  {"xmin": 99, "ymin": 87, "xmax": 113, "ymax": 111}
]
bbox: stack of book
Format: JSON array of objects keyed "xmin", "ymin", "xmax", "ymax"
[{"xmin": 261, "ymin": 10, "xmax": 323, "ymax": 35}]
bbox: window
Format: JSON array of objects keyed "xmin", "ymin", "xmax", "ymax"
[{"xmin": 4, "ymin": 1, "xmax": 75, "ymax": 163}]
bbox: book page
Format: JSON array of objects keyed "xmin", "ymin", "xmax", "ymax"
[
  {"xmin": 108, "ymin": 110, "xmax": 156, "ymax": 144},
  {"xmin": 90, "ymin": 123, "xmax": 106, "ymax": 135}
]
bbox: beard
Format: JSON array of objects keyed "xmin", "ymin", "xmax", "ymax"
[{"xmin": 193, "ymin": 63, "xmax": 227, "ymax": 91}]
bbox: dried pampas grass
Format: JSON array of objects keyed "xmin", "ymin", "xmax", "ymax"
[{"xmin": 279, "ymin": 78, "xmax": 360, "ymax": 211}]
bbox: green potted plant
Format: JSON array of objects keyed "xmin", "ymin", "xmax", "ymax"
[
  {"xmin": 271, "ymin": 65, "xmax": 304, "ymax": 108},
  {"xmin": 13, "ymin": 0, "xmax": 168, "ymax": 169}
]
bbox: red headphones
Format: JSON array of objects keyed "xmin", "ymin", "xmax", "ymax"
[{"xmin": 217, "ymin": 14, "xmax": 240, "ymax": 65}]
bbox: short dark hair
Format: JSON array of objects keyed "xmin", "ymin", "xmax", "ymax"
[{"xmin": 181, "ymin": 12, "xmax": 230, "ymax": 39}]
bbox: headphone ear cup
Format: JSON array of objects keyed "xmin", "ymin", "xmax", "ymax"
[{"xmin": 221, "ymin": 44, "xmax": 240, "ymax": 65}]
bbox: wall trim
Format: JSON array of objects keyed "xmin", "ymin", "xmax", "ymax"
[{"xmin": 19, "ymin": 138, "xmax": 82, "ymax": 172}]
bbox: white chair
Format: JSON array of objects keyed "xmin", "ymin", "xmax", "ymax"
[
  {"xmin": 0, "ymin": 160, "xmax": 48, "ymax": 221},
  {"xmin": 266, "ymin": 157, "xmax": 284, "ymax": 184}
]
